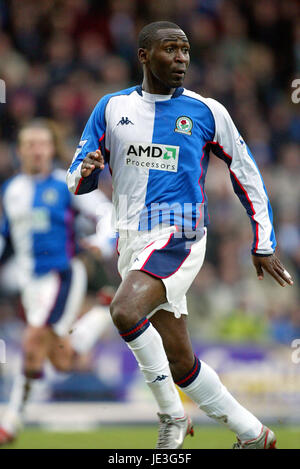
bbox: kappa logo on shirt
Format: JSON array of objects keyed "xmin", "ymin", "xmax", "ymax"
[
  {"xmin": 125, "ymin": 142, "xmax": 180, "ymax": 172},
  {"xmin": 117, "ymin": 117, "xmax": 134, "ymax": 126}
]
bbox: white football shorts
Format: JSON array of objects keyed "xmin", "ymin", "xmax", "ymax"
[
  {"xmin": 21, "ymin": 258, "xmax": 87, "ymax": 336},
  {"xmin": 117, "ymin": 224, "xmax": 207, "ymax": 318}
]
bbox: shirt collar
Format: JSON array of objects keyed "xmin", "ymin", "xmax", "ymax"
[{"xmin": 135, "ymin": 85, "xmax": 184, "ymax": 101}]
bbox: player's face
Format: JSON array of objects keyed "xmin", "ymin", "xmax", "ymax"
[
  {"xmin": 142, "ymin": 28, "xmax": 190, "ymax": 92},
  {"xmin": 18, "ymin": 127, "xmax": 55, "ymax": 175}
]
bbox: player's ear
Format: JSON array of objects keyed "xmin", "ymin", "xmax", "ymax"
[{"xmin": 138, "ymin": 48, "xmax": 149, "ymax": 65}]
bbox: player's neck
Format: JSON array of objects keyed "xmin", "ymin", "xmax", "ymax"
[{"xmin": 142, "ymin": 76, "xmax": 175, "ymax": 96}]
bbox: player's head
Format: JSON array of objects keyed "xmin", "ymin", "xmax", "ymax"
[
  {"xmin": 17, "ymin": 119, "xmax": 56, "ymax": 175},
  {"xmin": 138, "ymin": 21, "xmax": 190, "ymax": 91}
]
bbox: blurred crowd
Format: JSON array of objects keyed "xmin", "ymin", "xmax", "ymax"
[{"xmin": 0, "ymin": 0, "xmax": 299, "ymax": 344}]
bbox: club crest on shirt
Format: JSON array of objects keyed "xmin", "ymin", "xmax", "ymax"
[
  {"xmin": 42, "ymin": 188, "xmax": 58, "ymax": 205},
  {"xmin": 175, "ymin": 116, "xmax": 193, "ymax": 135}
]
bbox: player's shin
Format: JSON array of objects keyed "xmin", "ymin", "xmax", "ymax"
[
  {"xmin": 120, "ymin": 317, "xmax": 185, "ymax": 419},
  {"xmin": 176, "ymin": 357, "xmax": 262, "ymax": 441}
]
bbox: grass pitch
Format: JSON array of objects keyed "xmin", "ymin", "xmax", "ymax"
[{"xmin": 1, "ymin": 425, "xmax": 300, "ymax": 449}]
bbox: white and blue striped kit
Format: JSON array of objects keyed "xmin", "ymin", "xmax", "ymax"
[
  {"xmin": 68, "ymin": 85, "xmax": 276, "ymax": 257},
  {"xmin": 0, "ymin": 170, "xmax": 112, "ymax": 331},
  {"xmin": 1, "ymin": 170, "xmax": 76, "ymax": 279},
  {"xmin": 0, "ymin": 170, "xmax": 79, "ymax": 329},
  {"xmin": 67, "ymin": 85, "xmax": 276, "ymax": 316}
]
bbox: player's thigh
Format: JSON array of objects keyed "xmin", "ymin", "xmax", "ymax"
[
  {"xmin": 150, "ymin": 309, "xmax": 195, "ymax": 379},
  {"xmin": 23, "ymin": 326, "xmax": 52, "ymax": 367},
  {"xmin": 110, "ymin": 270, "xmax": 167, "ymax": 329},
  {"xmin": 48, "ymin": 332, "xmax": 74, "ymax": 372}
]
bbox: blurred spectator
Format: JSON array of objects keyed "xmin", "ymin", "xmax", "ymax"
[{"xmin": 0, "ymin": 32, "xmax": 29, "ymax": 88}]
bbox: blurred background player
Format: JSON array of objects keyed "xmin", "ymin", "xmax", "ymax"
[{"xmin": 0, "ymin": 120, "xmax": 114, "ymax": 444}]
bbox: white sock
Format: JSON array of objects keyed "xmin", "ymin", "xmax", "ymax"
[
  {"xmin": 121, "ymin": 318, "xmax": 185, "ymax": 419},
  {"xmin": 70, "ymin": 306, "xmax": 111, "ymax": 355},
  {"xmin": 178, "ymin": 359, "xmax": 262, "ymax": 440},
  {"xmin": 2, "ymin": 373, "xmax": 37, "ymax": 434},
  {"xmin": 8, "ymin": 374, "xmax": 31, "ymax": 415}
]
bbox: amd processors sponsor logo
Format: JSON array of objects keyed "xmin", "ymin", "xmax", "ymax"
[{"xmin": 125, "ymin": 143, "xmax": 179, "ymax": 172}]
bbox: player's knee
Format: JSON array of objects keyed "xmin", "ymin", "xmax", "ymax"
[
  {"xmin": 110, "ymin": 299, "xmax": 137, "ymax": 331},
  {"xmin": 51, "ymin": 358, "xmax": 72, "ymax": 373}
]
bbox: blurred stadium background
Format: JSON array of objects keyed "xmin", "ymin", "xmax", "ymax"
[{"xmin": 0, "ymin": 0, "xmax": 299, "ymax": 448}]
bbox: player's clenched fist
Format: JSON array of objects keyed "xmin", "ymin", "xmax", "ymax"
[{"xmin": 81, "ymin": 149, "xmax": 105, "ymax": 177}]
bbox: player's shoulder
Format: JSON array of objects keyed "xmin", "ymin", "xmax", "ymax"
[
  {"xmin": 182, "ymin": 88, "xmax": 209, "ymax": 104},
  {"xmin": 50, "ymin": 168, "xmax": 72, "ymax": 196},
  {"xmin": 95, "ymin": 86, "xmax": 138, "ymax": 109},
  {"xmin": 52, "ymin": 167, "xmax": 68, "ymax": 182},
  {"xmin": 1, "ymin": 173, "xmax": 26, "ymax": 198},
  {"xmin": 1, "ymin": 174, "xmax": 34, "ymax": 212},
  {"xmin": 182, "ymin": 89, "xmax": 228, "ymax": 116}
]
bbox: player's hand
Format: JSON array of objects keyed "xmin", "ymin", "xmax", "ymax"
[
  {"xmin": 81, "ymin": 150, "xmax": 105, "ymax": 178},
  {"xmin": 252, "ymin": 253, "xmax": 294, "ymax": 287}
]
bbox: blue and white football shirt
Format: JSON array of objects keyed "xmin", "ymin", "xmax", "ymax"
[
  {"xmin": 67, "ymin": 86, "xmax": 276, "ymax": 255},
  {"xmin": 0, "ymin": 169, "xmax": 113, "ymax": 286}
]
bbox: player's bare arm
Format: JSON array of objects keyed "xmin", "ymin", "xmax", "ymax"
[
  {"xmin": 81, "ymin": 149, "xmax": 105, "ymax": 177},
  {"xmin": 252, "ymin": 253, "xmax": 293, "ymax": 287}
]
